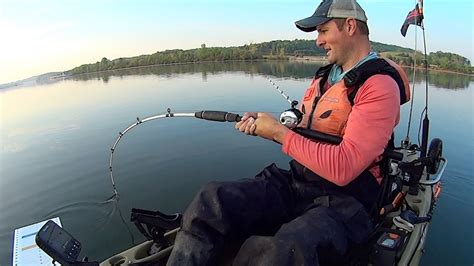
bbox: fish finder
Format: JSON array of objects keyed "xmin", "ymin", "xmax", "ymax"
[{"xmin": 35, "ymin": 220, "xmax": 98, "ymax": 265}]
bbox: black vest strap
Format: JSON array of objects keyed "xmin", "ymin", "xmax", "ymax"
[
  {"xmin": 343, "ymin": 58, "xmax": 407, "ymax": 105},
  {"xmin": 315, "ymin": 64, "xmax": 334, "ymax": 93},
  {"xmin": 315, "ymin": 63, "xmax": 334, "ymax": 78}
]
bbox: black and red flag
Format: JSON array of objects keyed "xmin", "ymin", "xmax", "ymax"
[{"xmin": 400, "ymin": 1, "xmax": 424, "ymax": 37}]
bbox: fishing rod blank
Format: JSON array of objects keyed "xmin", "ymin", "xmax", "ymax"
[
  {"xmin": 108, "ymin": 109, "xmax": 241, "ymax": 199},
  {"xmin": 265, "ymin": 76, "xmax": 303, "ymax": 128},
  {"xmin": 266, "ymin": 76, "xmax": 298, "ymax": 108}
]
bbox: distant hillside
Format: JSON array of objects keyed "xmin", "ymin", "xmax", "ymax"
[
  {"xmin": 68, "ymin": 39, "xmax": 472, "ymax": 76},
  {"xmin": 371, "ymin": 41, "xmax": 413, "ymax": 54},
  {"xmin": 67, "ymin": 40, "xmax": 417, "ymax": 75},
  {"xmin": 0, "ymin": 72, "xmax": 66, "ymax": 89}
]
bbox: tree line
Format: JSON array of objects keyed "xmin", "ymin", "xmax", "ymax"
[
  {"xmin": 385, "ymin": 51, "xmax": 472, "ymax": 74},
  {"xmin": 68, "ymin": 40, "xmax": 472, "ymax": 75}
]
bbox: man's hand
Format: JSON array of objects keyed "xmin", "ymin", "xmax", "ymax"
[
  {"xmin": 235, "ymin": 112, "xmax": 258, "ymax": 135},
  {"xmin": 235, "ymin": 112, "xmax": 289, "ymax": 144},
  {"xmin": 254, "ymin": 113, "xmax": 289, "ymax": 143}
]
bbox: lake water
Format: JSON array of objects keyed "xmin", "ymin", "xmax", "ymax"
[{"xmin": 1, "ymin": 61, "xmax": 473, "ymax": 265}]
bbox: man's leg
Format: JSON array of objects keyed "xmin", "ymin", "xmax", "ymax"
[
  {"xmin": 232, "ymin": 206, "xmax": 346, "ymax": 266},
  {"xmin": 233, "ymin": 196, "xmax": 373, "ymax": 266},
  {"xmin": 167, "ymin": 164, "xmax": 295, "ymax": 266}
]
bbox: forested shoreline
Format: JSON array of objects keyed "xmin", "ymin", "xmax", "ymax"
[{"xmin": 68, "ymin": 40, "xmax": 473, "ymax": 76}]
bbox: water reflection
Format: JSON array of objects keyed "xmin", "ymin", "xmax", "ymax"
[
  {"xmin": 427, "ymin": 71, "xmax": 473, "ymax": 90},
  {"xmin": 70, "ymin": 61, "xmax": 323, "ymax": 83},
  {"xmin": 403, "ymin": 67, "xmax": 473, "ymax": 90}
]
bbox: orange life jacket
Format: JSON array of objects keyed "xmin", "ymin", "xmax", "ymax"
[{"xmin": 299, "ymin": 58, "xmax": 410, "ymax": 137}]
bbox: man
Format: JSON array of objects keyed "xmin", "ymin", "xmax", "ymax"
[{"xmin": 168, "ymin": 0, "xmax": 408, "ymax": 265}]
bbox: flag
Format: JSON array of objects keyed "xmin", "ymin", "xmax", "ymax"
[{"xmin": 400, "ymin": 3, "xmax": 424, "ymax": 37}]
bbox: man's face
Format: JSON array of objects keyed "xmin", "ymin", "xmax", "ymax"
[{"xmin": 315, "ymin": 19, "xmax": 349, "ymax": 66}]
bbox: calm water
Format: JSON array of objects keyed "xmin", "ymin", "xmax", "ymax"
[{"xmin": 1, "ymin": 61, "xmax": 473, "ymax": 265}]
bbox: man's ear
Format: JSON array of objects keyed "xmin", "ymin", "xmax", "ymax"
[{"xmin": 346, "ymin": 18, "xmax": 357, "ymax": 36}]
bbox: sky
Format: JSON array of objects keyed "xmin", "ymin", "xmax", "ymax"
[{"xmin": 0, "ymin": 0, "xmax": 472, "ymax": 84}]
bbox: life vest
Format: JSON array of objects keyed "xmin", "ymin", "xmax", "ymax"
[
  {"xmin": 299, "ymin": 58, "xmax": 410, "ymax": 137},
  {"xmin": 291, "ymin": 58, "xmax": 410, "ymax": 213}
]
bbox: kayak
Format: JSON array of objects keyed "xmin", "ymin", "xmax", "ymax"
[{"xmin": 99, "ymin": 138, "xmax": 447, "ymax": 266}]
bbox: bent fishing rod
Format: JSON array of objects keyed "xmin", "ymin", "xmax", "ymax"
[
  {"xmin": 107, "ymin": 76, "xmax": 404, "ymax": 199},
  {"xmin": 107, "ymin": 106, "xmax": 345, "ymax": 200},
  {"xmin": 108, "ymin": 109, "xmax": 242, "ymax": 199},
  {"xmin": 107, "ymin": 76, "xmax": 308, "ymax": 199}
]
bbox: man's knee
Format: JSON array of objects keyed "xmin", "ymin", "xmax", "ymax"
[
  {"xmin": 234, "ymin": 235, "xmax": 316, "ymax": 266},
  {"xmin": 192, "ymin": 180, "xmax": 249, "ymax": 203},
  {"xmin": 276, "ymin": 207, "xmax": 349, "ymax": 257},
  {"xmin": 182, "ymin": 181, "xmax": 226, "ymax": 226},
  {"xmin": 196, "ymin": 181, "xmax": 221, "ymax": 205}
]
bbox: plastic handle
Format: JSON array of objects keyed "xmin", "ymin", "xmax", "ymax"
[{"xmin": 195, "ymin": 111, "xmax": 242, "ymax": 122}]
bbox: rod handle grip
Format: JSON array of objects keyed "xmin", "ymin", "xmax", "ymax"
[{"xmin": 195, "ymin": 111, "xmax": 242, "ymax": 122}]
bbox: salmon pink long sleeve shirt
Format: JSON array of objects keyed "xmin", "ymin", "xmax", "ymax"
[{"xmin": 281, "ymin": 74, "xmax": 400, "ymax": 186}]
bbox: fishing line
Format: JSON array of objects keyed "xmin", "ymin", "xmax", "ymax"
[{"xmin": 110, "ymin": 198, "xmax": 136, "ymax": 245}]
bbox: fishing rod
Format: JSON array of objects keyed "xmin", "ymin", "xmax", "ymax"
[
  {"xmin": 419, "ymin": 12, "xmax": 430, "ymax": 157},
  {"xmin": 106, "ymin": 74, "xmax": 311, "ymax": 199},
  {"xmin": 106, "ymin": 73, "xmax": 408, "ymax": 200},
  {"xmin": 108, "ymin": 109, "xmax": 241, "ymax": 199},
  {"xmin": 106, "ymin": 77, "xmax": 336, "ymax": 199},
  {"xmin": 403, "ymin": 18, "xmax": 418, "ymax": 148}
]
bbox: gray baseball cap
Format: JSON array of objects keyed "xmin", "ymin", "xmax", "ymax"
[{"xmin": 295, "ymin": 0, "xmax": 368, "ymax": 32}]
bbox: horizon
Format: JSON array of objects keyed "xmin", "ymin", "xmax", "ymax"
[{"xmin": 1, "ymin": 0, "xmax": 472, "ymax": 84}]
